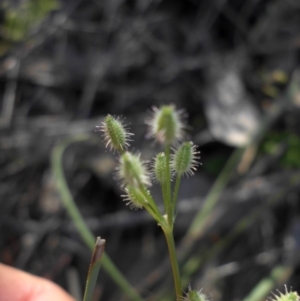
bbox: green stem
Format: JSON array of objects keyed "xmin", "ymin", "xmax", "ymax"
[
  {"xmin": 163, "ymin": 227, "xmax": 182, "ymax": 300},
  {"xmin": 161, "ymin": 182, "xmax": 168, "ymax": 213},
  {"xmin": 139, "ymin": 184, "xmax": 164, "ymax": 223},
  {"xmin": 172, "ymin": 174, "xmax": 181, "ymax": 215},
  {"xmin": 52, "ymin": 137, "xmax": 96, "ymax": 249},
  {"xmin": 51, "ymin": 136, "xmax": 144, "ymax": 301},
  {"xmin": 164, "ymin": 144, "xmax": 173, "ymax": 225},
  {"xmin": 126, "ymin": 156, "xmax": 163, "ymax": 222},
  {"xmin": 143, "ymin": 203, "xmax": 162, "ymax": 224}
]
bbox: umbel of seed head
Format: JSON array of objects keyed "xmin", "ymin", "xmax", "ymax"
[
  {"xmin": 118, "ymin": 152, "xmax": 151, "ymax": 188},
  {"xmin": 101, "ymin": 115, "xmax": 133, "ymax": 152},
  {"xmin": 171, "ymin": 142, "xmax": 200, "ymax": 176},
  {"xmin": 153, "ymin": 152, "xmax": 170, "ymax": 184},
  {"xmin": 147, "ymin": 105, "xmax": 185, "ymax": 145},
  {"xmin": 122, "ymin": 185, "xmax": 149, "ymax": 210}
]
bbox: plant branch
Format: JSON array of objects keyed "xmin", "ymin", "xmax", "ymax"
[
  {"xmin": 51, "ymin": 135, "xmax": 144, "ymax": 301},
  {"xmin": 163, "ymin": 227, "xmax": 182, "ymax": 300},
  {"xmin": 172, "ymin": 174, "xmax": 181, "ymax": 215},
  {"xmin": 164, "ymin": 144, "xmax": 173, "ymax": 225}
]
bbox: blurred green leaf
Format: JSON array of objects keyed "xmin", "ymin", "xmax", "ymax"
[
  {"xmin": 261, "ymin": 131, "xmax": 300, "ymax": 169},
  {"xmin": 0, "ymin": 0, "xmax": 59, "ymax": 54}
]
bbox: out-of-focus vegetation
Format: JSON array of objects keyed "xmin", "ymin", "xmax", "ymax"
[
  {"xmin": 262, "ymin": 131, "xmax": 300, "ymax": 168},
  {"xmin": 0, "ymin": 0, "xmax": 59, "ymax": 55}
]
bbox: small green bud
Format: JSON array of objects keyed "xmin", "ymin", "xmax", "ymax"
[
  {"xmin": 118, "ymin": 152, "xmax": 151, "ymax": 187},
  {"xmin": 146, "ymin": 105, "xmax": 185, "ymax": 145},
  {"xmin": 152, "ymin": 152, "xmax": 170, "ymax": 184},
  {"xmin": 171, "ymin": 142, "xmax": 200, "ymax": 176},
  {"xmin": 184, "ymin": 287, "xmax": 209, "ymax": 301},
  {"xmin": 269, "ymin": 287, "xmax": 300, "ymax": 301},
  {"xmin": 122, "ymin": 185, "xmax": 149, "ymax": 210},
  {"xmin": 99, "ymin": 115, "xmax": 133, "ymax": 152}
]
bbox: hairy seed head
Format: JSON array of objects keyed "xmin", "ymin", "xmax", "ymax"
[
  {"xmin": 118, "ymin": 152, "xmax": 151, "ymax": 187},
  {"xmin": 152, "ymin": 152, "xmax": 171, "ymax": 184},
  {"xmin": 98, "ymin": 115, "xmax": 133, "ymax": 152},
  {"xmin": 183, "ymin": 287, "xmax": 210, "ymax": 301},
  {"xmin": 122, "ymin": 185, "xmax": 149, "ymax": 210},
  {"xmin": 146, "ymin": 105, "xmax": 185, "ymax": 145},
  {"xmin": 269, "ymin": 286, "xmax": 300, "ymax": 301},
  {"xmin": 171, "ymin": 142, "xmax": 200, "ymax": 176}
]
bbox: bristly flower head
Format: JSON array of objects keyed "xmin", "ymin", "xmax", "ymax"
[
  {"xmin": 98, "ymin": 114, "xmax": 133, "ymax": 152},
  {"xmin": 152, "ymin": 152, "xmax": 171, "ymax": 184},
  {"xmin": 183, "ymin": 287, "xmax": 210, "ymax": 301},
  {"xmin": 118, "ymin": 152, "xmax": 151, "ymax": 188},
  {"xmin": 146, "ymin": 105, "xmax": 186, "ymax": 145},
  {"xmin": 269, "ymin": 286, "xmax": 299, "ymax": 301},
  {"xmin": 171, "ymin": 142, "xmax": 200, "ymax": 176},
  {"xmin": 122, "ymin": 185, "xmax": 149, "ymax": 210}
]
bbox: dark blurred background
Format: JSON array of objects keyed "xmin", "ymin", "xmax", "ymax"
[{"xmin": 1, "ymin": 0, "xmax": 300, "ymax": 300}]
